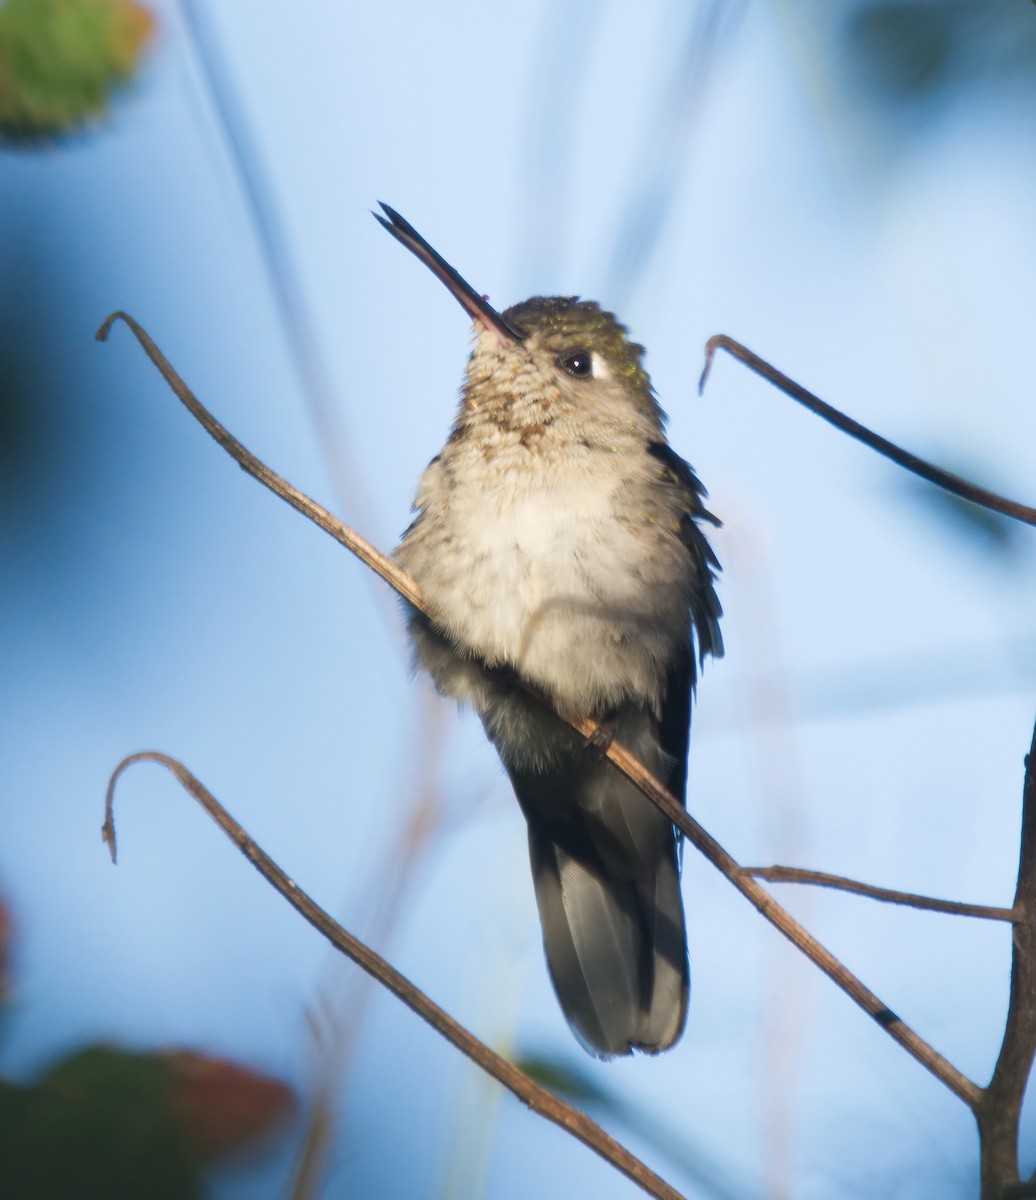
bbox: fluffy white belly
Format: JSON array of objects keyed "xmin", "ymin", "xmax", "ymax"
[{"xmin": 400, "ymin": 474, "xmax": 687, "ymax": 714}]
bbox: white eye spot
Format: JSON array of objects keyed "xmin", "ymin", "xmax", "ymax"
[{"xmin": 591, "ymin": 352, "xmax": 611, "ymax": 381}]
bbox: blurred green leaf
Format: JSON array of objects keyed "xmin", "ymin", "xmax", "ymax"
[
  {"xmin": 1, "ymin": 1047, "xmax": 200, "ymax": 1199},
  {"xmin": 0, "ymin": 0, "xmax": 155, "ymax": 144},
  {"xmin": 515, "ymin": 1051, "xmax": 618, "ymax": 1110},
  {"xmin": 849, "ymin": 2, "xmax": 955, "ymax": 96},
  {"xmin": 837, "ymin": 0, "xmax": 1036, "ymax": 113},
  {"xmin": 0, "ymin": 1045, "xmax": 295, "ymax": 1199},
  {"xmin": 516, "ymin": 1049, "xmax": 752, "ymax": 1200}
]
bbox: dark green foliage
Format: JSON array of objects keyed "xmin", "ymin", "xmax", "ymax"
[
  {"xmin": 842, "ymin": 0, "xmax": 1036, "ymax": 104},
  {"xmin": 0, "ymin": 895, "xmax": 294, "ymax": 1199},
  {"xmin": 0, "ymin": 1048, "xmax": 202, "ymax": 1200}
]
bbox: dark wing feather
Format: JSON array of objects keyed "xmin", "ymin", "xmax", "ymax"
[
  {"xmin": 648, "ymin": 441, "xmax": 723, "ymax": 807},
  {"xmin": 658, "ymin": 653, "xmax": 692, "ymax": 804},
  {"xmin": 647, "ymin": 440, "xmax": 724, "ymax": 679}
]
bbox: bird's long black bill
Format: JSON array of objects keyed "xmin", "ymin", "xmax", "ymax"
[{"xmin": 374, "ymin": 203, "xmax": 525, "ymax": 344}]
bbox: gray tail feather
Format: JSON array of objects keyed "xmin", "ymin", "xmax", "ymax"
[{"xmin": 528, "ymin": 828, "xmax": 689, "ymax": 1057}]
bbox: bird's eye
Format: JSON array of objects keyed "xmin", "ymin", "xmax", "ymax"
[{"xmin": 561, "ymin": 351, "xmax": 593, "ymax": 378}]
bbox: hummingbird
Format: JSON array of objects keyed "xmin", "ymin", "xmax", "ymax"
[{"xmin": 376, "ymin": 203, "xmax": 722, "ymax": 1057}]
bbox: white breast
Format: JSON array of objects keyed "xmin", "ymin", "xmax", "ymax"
[{"xmin": 398, "ymin": 457, "xmax": 690, "ymax": 715}]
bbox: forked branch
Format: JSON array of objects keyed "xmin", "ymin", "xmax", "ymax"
[
  {"xmin": 698, "ymin": 332, "xmax": 1036, "ymax": 1199},
  {"xmin": 973, "ymin": 720, "xmax": 1036, "ymax": 1198}
]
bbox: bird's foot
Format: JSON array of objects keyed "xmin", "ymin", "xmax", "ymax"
[{"xmin": 584, "ymin": 717, "xmax": 617, "ymax": 761}]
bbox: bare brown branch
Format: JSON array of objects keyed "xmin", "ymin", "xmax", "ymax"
[
  {"xmin": 566, "ymin": 715, "xmax": 982, "ymax": 1107},
  {"xmin": 103, "ymin": 751, "xmax": 688, "ymax": 1200},
  {"xmin": 94, "ymin": 312, "xmax": 420, "ymax": 609},
  {"xmin": 974, "ymin": 716, "xmax": 1036, "ymax": 1198},
  {"xmin": 1002, "ymin": 1182, "xmax": 1036, "ymax": 1199},
  {"xmin": 97, "ymin": 312, "xmax": 983, "ymax": 1109},
  {"xmin": 742, "ymin": 866, "xmax": 1016, "ymax": 923},
  {"xmin": 699, "ymin": 335, "xmax": 1036, "ymax": 529}
]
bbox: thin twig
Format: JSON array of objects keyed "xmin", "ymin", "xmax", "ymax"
[
  {"xmin": 96, "ymin": 312, "xmax": 985, "ymax": 1108},
  {"xmin": 699, "ymin": 335, "xmax": 1036, "ymax": 529},
  {"xmin": 564, "ymin": 713, "xmax": 982, "ymax": 1106},
  {"xmin": 95, "ymin": 313, "xmax": 419, "ymax": 608},
  {"xmin": 974, "ymin": 716, "xmax": 1036, "ymax": 1198},
  {"xmin": 102, "ymin": 752, "xmax": 687, "ymax": 1200},
  {"xmin": 601, "ymin": 0, "xmax": 743, "ymax": 306},
  {"xmin": 741, "ymin": 866, "xmax": 1016, "ymax": 923},
  {"xmin": 176, "ymin": 0, "xmax": 384, "ymax": 551}
]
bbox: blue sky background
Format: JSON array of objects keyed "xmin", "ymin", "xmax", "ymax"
[{"xmin": 2, "ymin": 2, "xmax": 1036, "ymax": 1197}]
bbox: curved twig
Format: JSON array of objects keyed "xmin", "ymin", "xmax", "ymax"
[
  {"xmin": 103, "ymin": 752, "xmax": 686, "ymax": 1200},
  {"xmin": 95, "ymin": 313, "xmax": 419, "ymax": 607},
  {"xmin": 741, "ymin": 866, "xmax": 1016, "ymax": 923},
  {"xmin": 699, "ymin": 335, "xmax": 1036, "ymax": 528},
  {"xmin": 97, "ymin": 312, "xmax": 983, "ymax": 1109}
]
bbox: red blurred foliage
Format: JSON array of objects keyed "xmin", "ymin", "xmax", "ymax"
[{"xmin": 163, "ymin": 1051, "xmax": 296, "ymax": 1161}]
